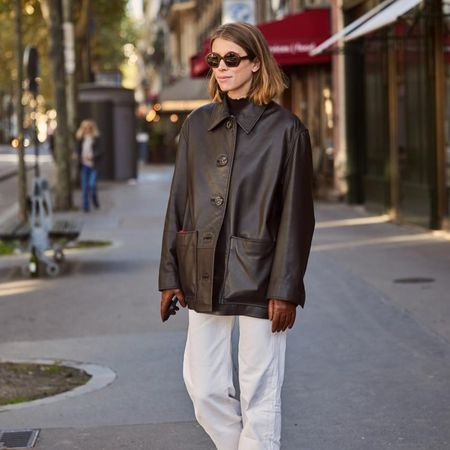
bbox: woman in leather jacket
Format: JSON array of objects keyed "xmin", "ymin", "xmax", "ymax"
[{"xmin": 158, "ymin": 22, "xmax": 315, "ymax": 450}]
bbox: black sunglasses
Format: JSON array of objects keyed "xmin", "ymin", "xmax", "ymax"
[{"xmin": 205, "ymin": 51, "xmax": 250, "ymax": 68}]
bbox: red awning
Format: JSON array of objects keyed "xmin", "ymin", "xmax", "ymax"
[
  {"xmin": 190, "ymin": 9, "xmax": 331, "ymax": 77},
  {"xmin": 257, "ymin": 9, "xmax": 331, "ymax": 66},
  {"xmin": 190, "ymin": 39, "xmax": 210, "ymax": 78}
]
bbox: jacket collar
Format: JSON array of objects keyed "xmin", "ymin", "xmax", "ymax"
[{"xmin": 207, "ymin": 97, "xmax": 268, "ymax": 134}]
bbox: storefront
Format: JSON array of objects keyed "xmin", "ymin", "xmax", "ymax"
[
  {"xmin": 147, "ymin": 77, "xmax": 209, "ymax": 163},
  {"xmin": 312, "ymin": 0, "xmax": 449, "ymax": 229}
]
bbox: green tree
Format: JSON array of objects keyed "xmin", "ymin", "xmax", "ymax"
[
  {"xmin": 0, "ymin": 1, "xmax": 51, "ymax": 102},
  {"xmin": 0, "ymin": 0, "xmax": 136, "ymax": 106},
  {"xmin": 41, "ymin": 0, "xmax": 72, "ymax": 210},
  {"xmin": 76, "ymin": 0, "xmax": 136, "ymax": 82},
  {"xmin": 92, "ymin": 0, "xmax": 134, "ymax": 71}
]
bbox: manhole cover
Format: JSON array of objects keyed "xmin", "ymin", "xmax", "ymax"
[
  {"xmin": 0, "ymin": 429, "xmax": 39, "ymax": 448},
  {"xmin": 393, "ymin": 277, "xmax": 435, "ymax": 284}
]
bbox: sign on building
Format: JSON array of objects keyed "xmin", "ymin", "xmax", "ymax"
[{"xmin": 222, "ymin": 0, "xmax": 255, "ymax": 24}]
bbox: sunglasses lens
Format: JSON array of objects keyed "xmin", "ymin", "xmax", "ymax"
[
  {"xmin": 206, "ymin": 53, "xmax": 220, "ymax": 68},
  {"xmin": 206, "ymin": 52, "xmax": 246, "ymax": 68},
  {"xmin": 224, "ymin": 53, "xmax": 240, "ymax": 67}
]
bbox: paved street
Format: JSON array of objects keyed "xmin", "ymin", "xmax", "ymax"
[{"xmin": 0, "ymin": 164, "xmax": 449, "ymax": 449}]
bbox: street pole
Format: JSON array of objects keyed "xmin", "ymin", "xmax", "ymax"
[
  {"xmin": 62, "ymin": 0, "xmax": 77, "ymax": 185},
  {"xmin": 24, "ymin": 45, "xmax": 40, "ymax": 178},
  {"xmin": 333, "ymin": 0, "xmax": 348, "ymax": 200},
  {"xmin": 14, "ymin": 0, "xmax": 28, "ymax": 222},
  {"xmin": 31, "ymin": 93, "xmax": 39, "ymax": 178}
]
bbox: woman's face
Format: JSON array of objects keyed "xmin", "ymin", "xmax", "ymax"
[{"xmin": 211, "ymin": 38, "xmax": 260, "ymax": 99}]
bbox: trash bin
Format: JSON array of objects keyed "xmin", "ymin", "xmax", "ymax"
[{"xmin": 78, "ymin": 84, "xmax": 137, "ymax": 181}]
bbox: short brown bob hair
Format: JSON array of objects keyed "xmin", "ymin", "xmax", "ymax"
[{"xmin": 208, "ymin": 22, "xmax": 287, "ymax": 105}]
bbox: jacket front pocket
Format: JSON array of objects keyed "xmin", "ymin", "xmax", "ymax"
[
  {"xmin": 223, "ymin": 236, "xmax": 275, "ymax": 304},
  {"xmin": 175, "ymin": 230, "xmax": 197, "ymax": 298}
]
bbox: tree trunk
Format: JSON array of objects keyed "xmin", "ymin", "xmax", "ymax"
[
  {"xmin": 14, "ymin": 0, "xmax": 28, "ymax": 222},
  {"xmin": 46, "ymin": 0, "xmax": 72, "ymax": 210},
  {"xmin": 75, "ymin": 0, "xmax": 91, "ymax": 83}
]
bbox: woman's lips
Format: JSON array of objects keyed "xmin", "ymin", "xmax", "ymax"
[{"xmin": 217, "ymin": 76, "xmax": 232, "ymax": 82}]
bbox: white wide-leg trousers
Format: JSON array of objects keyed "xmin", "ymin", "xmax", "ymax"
[{"xmin": 183, "ymin": 310, "xmax": 287, "ymax": 450}]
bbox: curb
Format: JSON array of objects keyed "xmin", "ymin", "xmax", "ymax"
[
  {"xmin": 0, "ymin": 170, "xmax": 18, "ymax": 183},
  {"xmin": 0, "ymin": 165, "xmax": 34, "ymax": 183},
  {"xmin": 0, "ymin": 358, "xmax": 117, "ymax": 412}
]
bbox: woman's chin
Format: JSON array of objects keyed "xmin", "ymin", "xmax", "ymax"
[{"xmin": 218, "ymin": 84, "xmax": 230, "ymax": 92}]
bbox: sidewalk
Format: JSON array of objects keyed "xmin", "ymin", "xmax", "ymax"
[
  {"xmin": 0, "ymin": 144, "xmax": 54, "ymax": 226},
  {"xmin": 0, "ymin": 164, "xmax": 449, "ymax": 449}
]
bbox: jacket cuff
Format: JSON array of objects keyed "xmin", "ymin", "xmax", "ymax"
[
  {"xmin": 158, "ymin": 285, "xmax": 180, "ymax": 292},
  {"xmin": 158, "ymin": 274, "xmax": 180, "ymax": 292},
  {"xmin": 266, "ymin": 283, "xmax": 306, "ymax": 308}
]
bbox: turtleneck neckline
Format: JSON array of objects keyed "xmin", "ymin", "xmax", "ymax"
[
  {"xmin": 227, "ymin": 95, "xmax": 248, "ymax": 100},
  {"xmin": 226, "ymin": 94, "xmax": 250, "ymax": 117}
]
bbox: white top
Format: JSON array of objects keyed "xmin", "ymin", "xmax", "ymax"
[{"xmin": 81, "ymin": 136, "xmax": 94, "ymax": 168}]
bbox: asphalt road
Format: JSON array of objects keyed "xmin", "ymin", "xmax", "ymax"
[{"xmin": 0, "ymin": 164, "xmax": 449, "ymax": 450}]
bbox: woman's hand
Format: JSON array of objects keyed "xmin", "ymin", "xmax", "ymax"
[
  {"xmin": 268, "ymin": 299, "xmax": 296, "ymax": 332},
  {"xmin": 160, "ymin": 288, "xmax": 186, "ymax": 322}
]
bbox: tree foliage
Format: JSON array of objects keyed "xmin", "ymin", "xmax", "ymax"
[
  {"xmin": 0, "ymin": 0, "xmax": 136, "ymax": 107},
  {"xmin": 0, "ymin": 0, "xmax": 49, "ymax": 99},
  {"xmin": 89, "ymin": 0, "xmax": 135, "ymax": 74}
]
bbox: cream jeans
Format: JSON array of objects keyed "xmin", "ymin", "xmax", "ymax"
[{"xmin": 183, "ymin": 310, "xmax": 287, "ymax": 450}]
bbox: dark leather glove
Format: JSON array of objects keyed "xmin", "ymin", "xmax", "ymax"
[
  {"xmin": 160, "ymin": 288, "xmax": 186, "ymax": 322},
  {"xmin": 268, "ymin": 298, "xmax": 296, "ymax": 332}
]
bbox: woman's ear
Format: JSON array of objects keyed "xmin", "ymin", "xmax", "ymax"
[{"xmin": 251, "ymin": 58, "xmax": 260, "ymax": 73}]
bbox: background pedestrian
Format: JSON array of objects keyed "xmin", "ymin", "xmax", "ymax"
[{"xmin": 75, "ymin": 119, "xmax": 102, "ymax": 213}]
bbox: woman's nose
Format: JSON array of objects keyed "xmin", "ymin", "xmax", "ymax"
[{"xmin": 217, "ymin": 59, "xmax": 228, "ymax": 70}]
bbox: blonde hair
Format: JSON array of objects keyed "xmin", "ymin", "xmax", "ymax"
[
  {"xmin": 76, "ymin": 119, "xmax": 100, "ymax": 139},
  {"xmin": 208, "ymin": 22, "xmax": 287, "ymax": 105}
]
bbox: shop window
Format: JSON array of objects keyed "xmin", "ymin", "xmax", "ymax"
[
  {"xmin": 394, "ymin": 3, "xmax": 435, "ymax": 226},
  {"xmin": 362, "ymin": 30, "xmax": 390, "ymax": 211}
]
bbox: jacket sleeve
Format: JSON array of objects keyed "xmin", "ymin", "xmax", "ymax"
[
  {"xmin": 76, "ymin": 139, "xmax": 82, "ymax": 159},
  {"xmin": 158, "ymin": 124, "xmax": 189, "ymax": 292},
  {"xmin": 93, "ymin": 138, "xmax": 103, "ymax": 161},
  {"xmin": 266, "ymin": 127, "xmax": 315, "ymax": 308}
]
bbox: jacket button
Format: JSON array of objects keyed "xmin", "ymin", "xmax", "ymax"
[
  {"xmin": 216, "ymin": 154, "xmax": 228, "ymax": 166},
  {"xmin": 211, "ymin": 195, "xmax": 224, "ymax": 206},
  {"xmin": 225, "ymin": 119, "xmax": 233, "ymax": 129}
]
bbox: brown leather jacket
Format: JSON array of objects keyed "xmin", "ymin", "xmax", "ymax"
[{"xmin": 158, "ymin": 98, "xmax": 315, "ymax": 319}]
